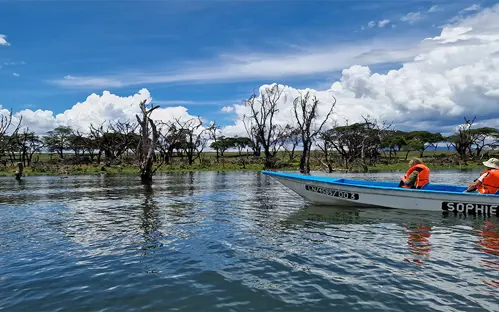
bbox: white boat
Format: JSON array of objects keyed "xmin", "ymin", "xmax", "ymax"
[{"xmin": 262, "ymin": 170, "xmax": 499, "ymax": 216}]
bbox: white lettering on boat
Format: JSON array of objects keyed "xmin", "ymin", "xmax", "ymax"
[
  {"xmin": 441, "ymin": 202, "xmax": 498, "ymax": 216},
  {"xmin": 305, "ymin": 185, "xmax": 359, "ymax": 200}
]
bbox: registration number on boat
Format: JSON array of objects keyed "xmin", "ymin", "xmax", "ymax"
[
  {"xmin": 441, "ymin": 202, "xmax": 498, "ymax": 216},
  {"xmin": 305, "ymin": 185, "xmax": 359, "ymax": 200}
]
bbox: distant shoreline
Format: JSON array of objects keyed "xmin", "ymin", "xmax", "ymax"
[{"xmin": 1, "ymin": 161, "xmax": 485, "ymax": 178}]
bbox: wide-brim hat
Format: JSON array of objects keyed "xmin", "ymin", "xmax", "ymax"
[{"xmin": 483, "ymin": 158, "xmax": 499, "ymax": 169}]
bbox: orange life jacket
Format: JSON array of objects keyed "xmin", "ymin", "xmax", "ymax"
[
  {"xmin": 402, "ymin": 164, "xmax": 430, "ymax": 189},
  {"xmin": 469, "ymin": 169, "xmax": 489, "ymax": 187},
  {"xmin": 477, "ymin": 169, "xmax": 499, "ymax": 195}
]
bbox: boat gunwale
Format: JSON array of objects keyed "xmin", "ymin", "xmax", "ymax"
[{"xmin": 262, "ymin": 170, "xmax": 499, "ymax": 198}]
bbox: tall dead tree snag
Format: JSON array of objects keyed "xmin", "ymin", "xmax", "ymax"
[
  {"xmin": 243, "ymin": 84, "xmax": 286, "ymax": 169},
  {"xmin": 293, "ymin": 92, "xmax": 336, "ymax": 174},
  {"xmin": 136, "ymin": 100, "xmax": 160, "ymax": 184}
]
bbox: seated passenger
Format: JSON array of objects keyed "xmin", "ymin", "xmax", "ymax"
[
  {"xmin": 464, "ymin": 158, "xmax": 499, "ymax": 194},
  {"xmin": 398, "ymin": 158, "xmax": 430, "ymax": 189}
]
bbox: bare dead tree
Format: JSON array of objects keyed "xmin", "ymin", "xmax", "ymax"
[
  {"xmin": 293, "ymin": 91, "xmax": 336, "ymax": 173},
  {"xmin": 270, "ymin": 124, "xmax": 288, "ymax": 157},
  {"xmin": 0, "ymin": 110, "xmax": 22, "ymax": 138},
  {"xmin": 195, "ymin": 131, "xmax": 209, "ymax": 164},
  {"xmin": 18, "ymin": 128, "xmax": 43, "ymax": 167},
  {"xmin": 242, "ymin": 116, "xmax": 261, "ymax": 157},
  {"xmin": 243, "ymin": 84, "xmax": 286, "ymax": 169},
  {"xmin": 281, "ymin": 125, "xmax": 301, "ymax": 161},
  {"xmin": 318, "ymin": 116, "xmax": 389, "ymax": 171},
  {"xmin": 136, "ymin": 100, "xmax": 161, "ymax": 184},
  {"xmin": 174, "ymin": 117, "xmax": 205, "ymax": 166},
  {"xmin": 357, "ymin": 115, "xmax": 391, "ymax": 172},
  {"xmin": 89, "ymin": 120, "xmax": 138, "ymax": 163},
  {"xmin": 0, "ymin": 110, "xmax": 22, "ymax": 162},
  {"xmin": 69, "ymin": 129, "xmax": 87, "ymax": 159},
  {"xmin": 316, "ymin": 133, "xmax": 336, "ymax": 173},
  {"xmin": 206, "ymin": 121, "xmax": 222, "ymax": 162},
  {"xmin": 157, "ymin": 121, "xmax": 183, "ymax": 165},
  {"xmin": 108, "ymin": 120, "xmax": 139, "ymax": 159},
  {"xmin": 88, "ymin": 122, "xmax": 106, "ymax": 163}
]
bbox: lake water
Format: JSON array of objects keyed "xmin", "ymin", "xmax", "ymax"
[{"xmin": 1, "ymin": 170, "xmax": 498, "ymax": 311}]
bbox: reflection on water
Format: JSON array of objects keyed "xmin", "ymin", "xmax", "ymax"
[
  {"xmin": 475, "ymin": 222, "xmax": 499, "ymax": 289},
  {"xmin": 405, "ymin": 225, "xmax": 432, "ymax": 265},
  {"xmin": 0, "ymin": 170, "xmax": 498, "ymax": 311}
]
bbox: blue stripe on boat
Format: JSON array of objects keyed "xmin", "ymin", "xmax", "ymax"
[{"xmin": 261, "ymin": 170, "xmax": 499, "ymax": 197}]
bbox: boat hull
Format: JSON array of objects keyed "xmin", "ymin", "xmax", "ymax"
[{"xmin": 263, "ymin": 171, "xmax": 499, "ymax": 216}]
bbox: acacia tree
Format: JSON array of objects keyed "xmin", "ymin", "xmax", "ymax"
[
  {"xmin": 174, "ymin": 117, "xmax": 205, "ymax": 166},
  {"xmin": 293, "ymin": 91, "xmax": 336, "ymax": 173},
  {"xmin": 233, "ymin": 137, "xmax": 252, "ymax": 156},
  {"xmin": 157, "ymin": 121, "xmax": 183, "ymax": 165},
  {"xmin": 404, "ymin": 131, "xmax": 443, "ymax": 157},
  {"xmin": 108, "ymin": 120, "xmax": 139, "ymax": 159},
  {"xmin": 89, "ymin": 121, "xmax": 138, "ymax": 163},
  {"xmin": 68, "ymin": 129, "xmax": 88, "ymax": 159},
  {"xmin": 319, "ymin": 117, "xmax": 388, "ymax": 171},
  {"xmin": 446, "ymin": 116, "xmax": 476, "ymax": 162},
  {"xmin": 136, "ymin": 100, "xmax": 161, "ymax": 184},
  {"xmin": 381, "ymin": 131, "xmax": 407, "ymax": 159},
  {"xmin": 17, "ymin": 128, "xmax": 43, "ymax": 166},
  {"xmin": 210, "ymin": 137, "xmax": 234, "ymax": 158},
  {"xmin": 492, "ymin": 132, "xmax": 499, "ymax": 151},
  {"xmin": 44, "ymin": 126, "xmax": 73, "ymax": 159},
  {"xmin": 357, "ymin": 116, "xmax": 391, "ymax": 172},
  {"xmin": 243, "ymin": 84, "xmax": 286, "ymax": 169},
  {"xmin": 469, "ymin": 127, "xmax": 498, "ymax": 158}
]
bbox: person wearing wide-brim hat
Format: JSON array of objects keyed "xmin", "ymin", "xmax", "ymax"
[{"xmin": 464, "ymin": 158, "xmax": 499, "ymax": 194}]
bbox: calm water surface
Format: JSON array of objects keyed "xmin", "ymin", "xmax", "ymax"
[{"xmin": 0, "ymin": 170, "xmax": 498, "ymax": 311}]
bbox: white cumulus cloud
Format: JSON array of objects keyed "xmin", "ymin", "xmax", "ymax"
[
  {"xmin": 0, "ymin": 34, "xmax": 10, "ymax": 46},
  {"xmin": 13, "ymin": 73, "xmax": 19, "ymax": 77},
  {"xmin": 8, "ymin": 4, "xmax": 499, "ymax": 140},
  {"xmin": 7, "ymin": 88, "xmax": 198, "ymax": 135},
  {"xmin": 221, "ymin": 4, "xmax": 499, "ymax": 137},
  {"xmin": 378, "ymin": 19, "xmax": 391, "ymax": 28},
  {"xmin": 221, "ymin": 106, "xmax": 234, "ymax": 113}
]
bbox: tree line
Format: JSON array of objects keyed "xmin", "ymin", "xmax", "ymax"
[{"xmin": 2, "ymin": 84, "xmax": 499, "ymax": 182}]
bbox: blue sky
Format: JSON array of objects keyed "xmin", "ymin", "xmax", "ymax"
[{"xmin": 0, "ymin": 0, "xmax": 497, "ymax": 129}]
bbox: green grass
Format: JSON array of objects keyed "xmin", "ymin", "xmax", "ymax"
[
  {"xmin": 368, "ymin": 162, "xmax": 483, "ymax": 172},
  {"xmin": 5, "ymin": 149, "xmax": 493, "ymax": 177}
]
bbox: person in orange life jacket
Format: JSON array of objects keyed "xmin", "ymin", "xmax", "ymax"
[
  {"xmin": 398, "ymin": 158, "xmax": 431, "ymax": 189},
  {"xmin": 464, "ymin": 158, "xmax": 499, "ymax": 194}
]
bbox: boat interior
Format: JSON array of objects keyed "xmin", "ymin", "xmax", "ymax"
[
  {"xmin": 332, "ymin": 178, "xmax": 468, "ymax": 193},
  {"xmin": 262, "ymin": 171, "xmax": 499, "ymax": 195}
]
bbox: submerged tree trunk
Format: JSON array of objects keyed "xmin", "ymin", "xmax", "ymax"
[
  {"xmin": 264, "ymin": 149, "xmax": 273, "ymax": 169},
  {"xmin": 299, "ymin": 140, "xmax": 311, "ymax": 174},
  {"xmin": 15, "ymin": 162, "xmax": 23, "ymax": 180},
  {"xmin": 136, "ymin": 100, "xmax": 160, "ymax": 184}
]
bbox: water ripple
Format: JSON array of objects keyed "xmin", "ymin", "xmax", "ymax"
[{"xmin": 0, "ymin": 171, "xmax": 498, "ymax": 311}]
